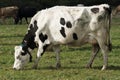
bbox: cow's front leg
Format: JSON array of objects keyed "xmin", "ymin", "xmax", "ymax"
[
  {"xmin": 86, "ymin": 44, "xmax": 100, "ymax": 68},
  {"xmin": 53, "ymin": 45, "xmax": 61, "ymax": 69},
  {"xmin": 33, "ymin": 46, "xmax": 44, "ymax": 69}
]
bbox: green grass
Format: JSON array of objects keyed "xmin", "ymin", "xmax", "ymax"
[{"xmin": 0, "ymin": 17, "xmax": 120, "ymax": 80}]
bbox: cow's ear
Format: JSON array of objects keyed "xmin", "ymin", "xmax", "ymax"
[{"xmin": 15, "ymin": 46, "xmax": 20, "ymax": 50}]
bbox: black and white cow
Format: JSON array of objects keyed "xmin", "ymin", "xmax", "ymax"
[{"xmin": 13, "ymin": 4, "xmax": 112, "ymax": 70}]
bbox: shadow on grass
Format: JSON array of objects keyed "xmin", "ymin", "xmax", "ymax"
[
  {"xmin": 108, "ymin": 65, "xmax": 120, "ymax": 70},
  {"xmin": 0, "ymin": 35, "xmax": 23, "ymax": 46},
  {"xmin": 113, "ymin": 45, "xmax": 120, "ymax": 49},
  {"xmin": 0, "ymin": 43, "xmax": 19, "ymax": 46},
  {"xmin": 68, "ymin": 46, "xmax": 91, "ymax": 51},
  {"xmin": 0, "ymin": 35, "xmax": 23, "ymax": 38},
  {"xmin": 26, "ymin": 66, "xmax": 87, "ymax": 71},
  {"xmin": 92, "ymin": 65, "xmax": 120, "ymax": 70},
  {"xmin": 13, "ymin": 65, "xmax": 120, "ymax": 71},
  {"xmin": 29, "ymin": 65, "xmax": 120, "ymax": 71}
]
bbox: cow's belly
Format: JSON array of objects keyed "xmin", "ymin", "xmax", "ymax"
[
  {"xmin": 67, "ymin": 35, "xmax": 97, "ymax": 47},
  {"xmin": 51, "ymin": 33, "xmax": 98, "ymax": 46}
]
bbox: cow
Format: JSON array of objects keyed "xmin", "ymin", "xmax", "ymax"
[
  {"xmin": 0, "ymin": 6, "xmax": 18, "ymax": 24},
  {"xmin": 13, "ymin": 4, "xmax": 112, "ymax": 70},
  {"xmin": 15, "ymin": 6, "xmax": 37, "ymax": 24},
  {"xmin": 112, "ymin": 5, "xmax": 120, "ymax": 16}
]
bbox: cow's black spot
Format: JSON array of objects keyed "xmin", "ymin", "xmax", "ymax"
[
  {"xmin": 21, "ymin": 45, "xmax": 28, "ymax": 56},
  {"xmin": 34, "ymin": 20, "xmax": 38, "ymax": 32},
  {"xmin": 20, "ymin": 20, "xmax": 39, "ymax": 62},
  {"xmin": 60, "ymin": 18, "xmax": 65, "ymax": 25},
  {"xmin": 60, "ymin": 27, "xmax": 66, "ymax": 38},
  {"xmin": 103, "ymin": 7, "xmax": 111, "ymax": 15},
  {"xmin": 34, "ymin": 20, "xmax": 37, "ymax": 24},
  {"xmin": 21, "ymin": 45, "xmax": 32, "ymax": 62},
  {"xmin": 22, "ymin": 44, "xmax": 28, "ymax": 51},
  {"xmin": 28, "ymin": 20, "xmax": 38, "ymax": 35},
  {"xmin": 38, "ymin": 44, "xmax": 49, "ymax": 56},
  {"xmin": 21, "ymin": 52, "xmax": 27, "ymax": 56},
  {"xmin": 30, "ymin": 24, "xmax": 33, "ymax": 29},
  {"xmin": 29, "ymin": 53, "xmax": 32, "ymax": 62},
  {"xmin": 28, "ymin": 24, "xmax": 33, "ymax": 33},
  {"xmin": 73, "ymin": 33, "xmax": 78, "ymax": 40},
  {"xmin": 91, "ymin": 8, "xmax": 99, "ymax": 14},
  {"xmin": 24, "ymin": 20, "xmax": 38, "ymax": 49},
  {"xmin": 98, "ymin": 15, "xmax": 104, "ymax": 22},
  {"xmin": 39, "ymin": 33, "xmax": 48, "ymax": 43},
  {"xmin": 66, "ymin": 21, "xmax": 72, "ymax": 28},
  {"xmin": 41, "ymin": 44, "xmax": 49, "ymax": 56},
  {"xmin": 22, "ymin": 20, "xmax": 39, "ymax": 50},
  {"xmin": 22, "ymin": 34, "xmax": 37, "ymax": 50}
]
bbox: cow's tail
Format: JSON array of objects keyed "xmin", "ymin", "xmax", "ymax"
[{"xmin": 105, "ymin": 5, "xmax": 112, "ymax": 51}]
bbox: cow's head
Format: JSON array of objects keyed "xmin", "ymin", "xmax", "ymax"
[{"xmin": 13, "ymin": 46, "xmax": 30, "ymax": 70}]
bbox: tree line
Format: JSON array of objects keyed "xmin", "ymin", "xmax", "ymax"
[{"xmin": 0, "ymin": 0, "xmax": 120, "ymax": 9}]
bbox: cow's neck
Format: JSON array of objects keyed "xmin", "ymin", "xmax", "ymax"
[
  {"xmin": 21, "ymin": 33, "xmax": 37, "ymax": 50},
  {"xmin": 20, "ymin": 33, "xmax": 37, "ymax": 62},
  {"xmin": 21, "ymin": 40, "xmax": 33, "ymax": 62}
]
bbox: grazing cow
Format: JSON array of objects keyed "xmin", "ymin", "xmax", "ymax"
[
  {"xmin": 15, "ymin": 6, "xmax": 37, "ymax": 24},
  {"xmin": 112, "ymin": 5, "xmax": 120, "ymax": 16},
  {"xmin": 13, "ymin": 4, "xmax": 112, "ymax": 70},
  {"xmin": 0, "ymin": 6, "xmax": 18, "ymax": 24}
]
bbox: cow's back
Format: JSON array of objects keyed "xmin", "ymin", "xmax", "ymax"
[
  {"xmin": 30, "ymin": 6, "xmax": 91, "ymax": 45},
  {"xmin": 30, "ymin": 4, "xmax": 111, "ymax": 47}
]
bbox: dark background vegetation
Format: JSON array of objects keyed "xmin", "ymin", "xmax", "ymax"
[{"xmin": 0, "ymin": 0, "xmax": 120, "ymax": 9}]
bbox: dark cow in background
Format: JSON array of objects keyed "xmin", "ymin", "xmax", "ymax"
[
  {"xmin": 0, "ymin": 6, "xmax": 18, "ymax": 24},
  {"xmin": 112, "ymin": 5, "xmax": 120, "ymax": 16},
  {"xmin": 15, "ymin": 6, "xmax": 37, "ymax": 24}
]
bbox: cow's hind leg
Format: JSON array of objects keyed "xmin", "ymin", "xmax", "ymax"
[
  {"xmin": 101, "ymin": 45, "xmax": 109, "ymax": 70},
  {"xmin": 86, "ymin": 44, "xmax": 100, "ymax": 68},
  {"xmin": 53, "ymin": 45, "xmax": 61, "ymax": 69},
  {"xmin": 97, "ymin": 39, "xmax": 110, "ymax": 70}
]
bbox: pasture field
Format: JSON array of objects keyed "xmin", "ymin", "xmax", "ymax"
[{"xmin": 0, "ymin": 17, "xmax": 120, "ymax": 80}]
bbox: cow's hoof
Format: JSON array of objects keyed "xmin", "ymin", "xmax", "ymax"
[
  {"xmin": 101, "ymin": 66, "xmax": 107, "ymax": 71},
  {"xmin": 56, "ymin": 63, "xmax": 61, "ymax": 69}
]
